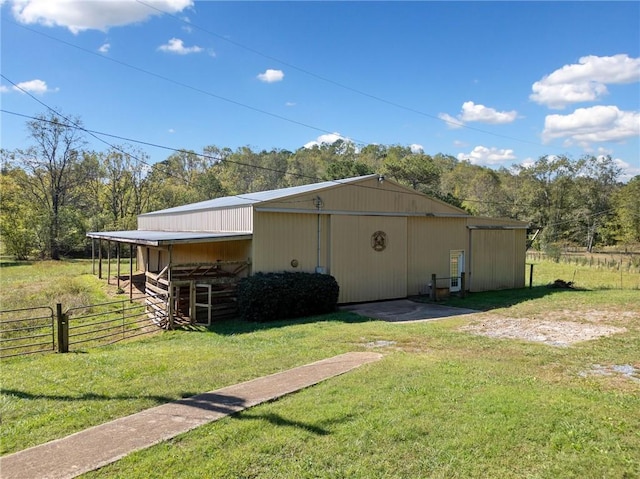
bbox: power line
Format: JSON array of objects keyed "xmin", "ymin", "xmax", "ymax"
[
  {"xmin": 136, "ymin": 0, "xmax": 547, "ymax": 149},
  {"xmin": 2, "ymin": 108, "xmax": 625, "ymax": 227},
  {"xmin": 2, "ymin": 18, "xmax": 371, "ymax": 146}
]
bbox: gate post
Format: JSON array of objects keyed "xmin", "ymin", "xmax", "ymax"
[
  {"xmin": 56, "ymin": 303, "xmax": 69, "ymax": 353},
  {"xmin": 529, "ymin": 263, "xmax": 534, "ymax": 289}
]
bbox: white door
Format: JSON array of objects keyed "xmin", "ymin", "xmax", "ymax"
[{"xmin": 450, "ymin": 250, "xmax": 464, "ymax": 292}]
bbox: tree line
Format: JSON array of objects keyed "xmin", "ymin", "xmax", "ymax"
[{"xmin": 1, "ymin": 111, "xmax": 639, "ymax": 260}]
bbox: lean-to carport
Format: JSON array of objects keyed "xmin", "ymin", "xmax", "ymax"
[{"xmin": 86, "ymin": 230, "xmax": 252, "ymax": 327}]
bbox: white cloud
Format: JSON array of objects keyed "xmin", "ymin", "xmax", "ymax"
[
  {"xmin": 606, "ymin": 156, "xmax": 640, "ymax": 182},
  {"xmin": 542, "ymin": 105, "xmax": 640, "ymax": 146},
  {"xmin": 257, "ymin": 69, "xmax": 284, "ymax": 83},
  {"xmin": 530, "ymin": 54, "xmax": 640, "ymax": 109},
  {"xmin": 98, "ymin": 42, "xmax": 110, "ymax": 53},
  {"xmin": 158, "ymin": 38, "xmax": 203, "ymax": 55},
  {"xmin": 6, "ymin": 79, "xmax": 57, "ymax": 95},
  {"xmin": 438, "ymin": 112, "xmax": 464, "ymax": 129},
  {"xmin": 304, "ymin": 132, "xmax": 350, "ymax": 149},
  {"xmin": 460, "ymin": 101, "xmax": 517, "ymax": 124},
  {"xmin": 285, "ymin": 101, "xmax": 296, "ymax": 107},
  {"xmin": 9, "ymin": 0, "xmax": 194, "ymax": 34},
  {"xmin": 440, "ymin": 102, "xmax": 517, "ymax": 128},
  {"xmin": 168, "ymin": 128, "xmax": 175, "ymax": 134},
  {"xmin": 410, "ymin": 144, "xmax": 424, "ymax": 153},
  {"xmin": 457, "ymin": 145, "xmax": 517, "ymax": 166}
]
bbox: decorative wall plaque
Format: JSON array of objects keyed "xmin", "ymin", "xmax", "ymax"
[{"xmin": 371, "ymin": 231, "xmax": 387, "ymax": 252}]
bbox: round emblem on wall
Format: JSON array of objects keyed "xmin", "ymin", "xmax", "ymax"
[{"xmin": 371, "ymin": 231, "xmax": 387, "ymax": 252}]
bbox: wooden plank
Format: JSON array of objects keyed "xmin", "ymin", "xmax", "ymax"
[{"xmin": 145, "ymin": 282, "xmax": 168, "ymax": 296}]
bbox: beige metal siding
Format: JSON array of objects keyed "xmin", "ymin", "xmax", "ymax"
[
  {"xmin": 171, "ymin": 240, "xmax": 252, "ymax": 264},
  {"xmin": 330, "ymin": 215, "xmax": 407, "ymax": 303},
  {"xmin": 251, "ymin": 212, "xmax": 329, "ymax": 274},
  {"xmin": 470, "ymin": 229, "xmax": 526, "ymax": 291},
  {"xmin": 261, "ymin": 177, "xmax": 466, "ymax": 216},
  {"xmin": 139, "ymin": 246, "xmax": 169, "ymax": 272},
  {"xmin": 407, "ymin": 217, "xmax": 468, "ymax": 295},
  {"xmin": 137, "ymin": 206, "xmax": 253, "ymax": 232}
]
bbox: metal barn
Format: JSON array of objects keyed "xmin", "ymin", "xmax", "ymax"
[{"xmin": 88, "ymin": 174, "xmax": 528, "ymax": 326}]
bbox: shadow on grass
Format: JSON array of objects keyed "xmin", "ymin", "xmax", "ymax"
[
  {"xmin": 201, "ymin": 311, "xmax": 374, "ymax": 336},
  {"xmin": 411, "ymin": 285, "xmax": 587, "ymax": 311},
  {"xmin": 1, "ymin": 388, "xmax": 186, "ymax": 404},
  {"xmin": 0, "ymin": 260, "xmax": 35, "ymax": 267},
  {"xmin": 236, "ymin": 411, "xmax": 356, "ymax": 436},
  {"xmin": 3, "ymin": 388, "xmax": 341, "ymax": 436}
]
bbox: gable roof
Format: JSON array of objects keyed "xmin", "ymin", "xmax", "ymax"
[{"xmin": 139, "ymin": 174, "xmax": 380, "ymax": 217}]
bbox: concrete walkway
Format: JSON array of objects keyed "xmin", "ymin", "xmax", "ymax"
[{"xmin": 1, "ymin": 352, "xmax": 382, "ymax": 479}]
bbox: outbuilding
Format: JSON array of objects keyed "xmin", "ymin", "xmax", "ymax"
[{"xmin": 88, "ymin": 174, "xmax": 528, "ymax": 325}]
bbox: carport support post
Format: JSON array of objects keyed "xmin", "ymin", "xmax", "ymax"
[
  {"xmin": 168, "ymin": 245, "xmax": 174, "ymax": 329},
  {"xmin": 116, "ymin": 243, "xmax": 121, "ymax": 290},
  {"xmin": 107, "ymin": 240, "xmax": 111, "ymax": 285},
  {"xmin": 98, "ymin": 240, "xmax": 103, "ymax": 279},
  {"xmin": 129, "ymin": 244, "xmax": 134, "ymax": 301}
]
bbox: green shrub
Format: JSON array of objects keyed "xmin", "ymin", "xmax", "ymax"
[{"xmin": 237, "ymin": 272, "xmax": 339, "ymax": 322}]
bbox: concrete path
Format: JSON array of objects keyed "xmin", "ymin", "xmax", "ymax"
[
  {"xmin": 1, "ymin": 352, "xmax": 382, "ymax": 479},
  {"xmin": 342, "ymin": 299, "xmax": 478, "ymax": 323}
]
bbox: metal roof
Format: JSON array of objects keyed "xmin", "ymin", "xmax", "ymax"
[
  {"xmin": 139, "ymin": 174, "xmax": 379, "ymax": 217},
  {"xmin": 86, "ymin": 230, "xmax": 252, "ymax": 246}
]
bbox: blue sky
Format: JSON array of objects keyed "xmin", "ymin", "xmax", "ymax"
[{"xmin": 1, "ymin": 1, "xmax": 639, "ymax": 180}]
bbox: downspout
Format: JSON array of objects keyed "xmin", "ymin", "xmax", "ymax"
[
  {"xmin": 467, "ymin": 228, "xmax": 473, "ymax": 292},
  {"xmin": 314, "ymin": 196, "xmax": 324, "ymax": 273}
]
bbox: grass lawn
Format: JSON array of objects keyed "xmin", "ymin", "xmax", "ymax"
[{"xmin": 1, "ymin": 260, "xmax": 639, "ymax": 478}]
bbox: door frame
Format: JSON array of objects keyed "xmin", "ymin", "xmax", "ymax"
[{"xmin": 450, "ymin": 250, "xmax": 465, "ymax": 292}]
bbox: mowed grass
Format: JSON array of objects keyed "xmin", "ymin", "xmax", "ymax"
[{"xmin": 1, "ymin": 260, "xmax": 639, "ymax": 478}]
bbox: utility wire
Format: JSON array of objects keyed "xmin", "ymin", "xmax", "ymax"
[
  {"xmin": 2, "ymin": 108, "xmax": 625, "ymax": 226},
  {"xmin": 136, "ymin": 0, "xmax": 547, "ymax": 149},
  {"xmin": 2, "ymin": 19, "xmax": 371, "ymax": 146}
]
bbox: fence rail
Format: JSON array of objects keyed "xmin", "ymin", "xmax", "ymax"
[
  {"xmin": 0, "ymin": 307, "xmax": 55, "ymax": 358},
  {"xmin": 0, "ymin": 296, "xmax": 161, "ymax": 359}
]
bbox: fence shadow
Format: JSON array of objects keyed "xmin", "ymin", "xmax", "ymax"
[
  {"xmin": 1, "ymin": 388, "xmax": 183, "ymax": 404},
  {"xmin": 426, "ymin": 285, "xmax": 587, "ymax": 312}
]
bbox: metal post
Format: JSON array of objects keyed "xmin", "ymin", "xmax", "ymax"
[
  {"xmin": 117, "ymin": 243, "xmax": 121, "ymax": 290},
  {"xmin": 91, "ymin": 238, "xmax": 95, "ymax": 275},
  {"xmin": 56, "ymin": 303, "xmax": 68, "ymax": 353},
  {"xmin": 168, "ymin": 245, "xmax": 174, "ymax": 329},
  {"xmin": 460, "ymin": 272, "xmax": 466, "ymax": 298},
  {"xmin": 129, "ymin": 244, "xmax": 134, "ymax": 301},
  {"xmin": 529, "ymin": 263, "xmax": 534, "ymax": 289},
  {"xmin": 107, "ymin": 240, "xmax": 111, "ymax": 285},
  {"xmin": 98, "ymin": 240, "xmax": 103, "ymax": 279}
]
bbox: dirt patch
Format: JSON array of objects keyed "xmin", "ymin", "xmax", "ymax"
[{"xmin": 460, "ymin": 314, "xmax": 627, "ymax": 347}]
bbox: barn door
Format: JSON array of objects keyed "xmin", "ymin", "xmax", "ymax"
[{"xmin": 450, "ymin": 250, "xmax": 464, "ymax": 292}]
